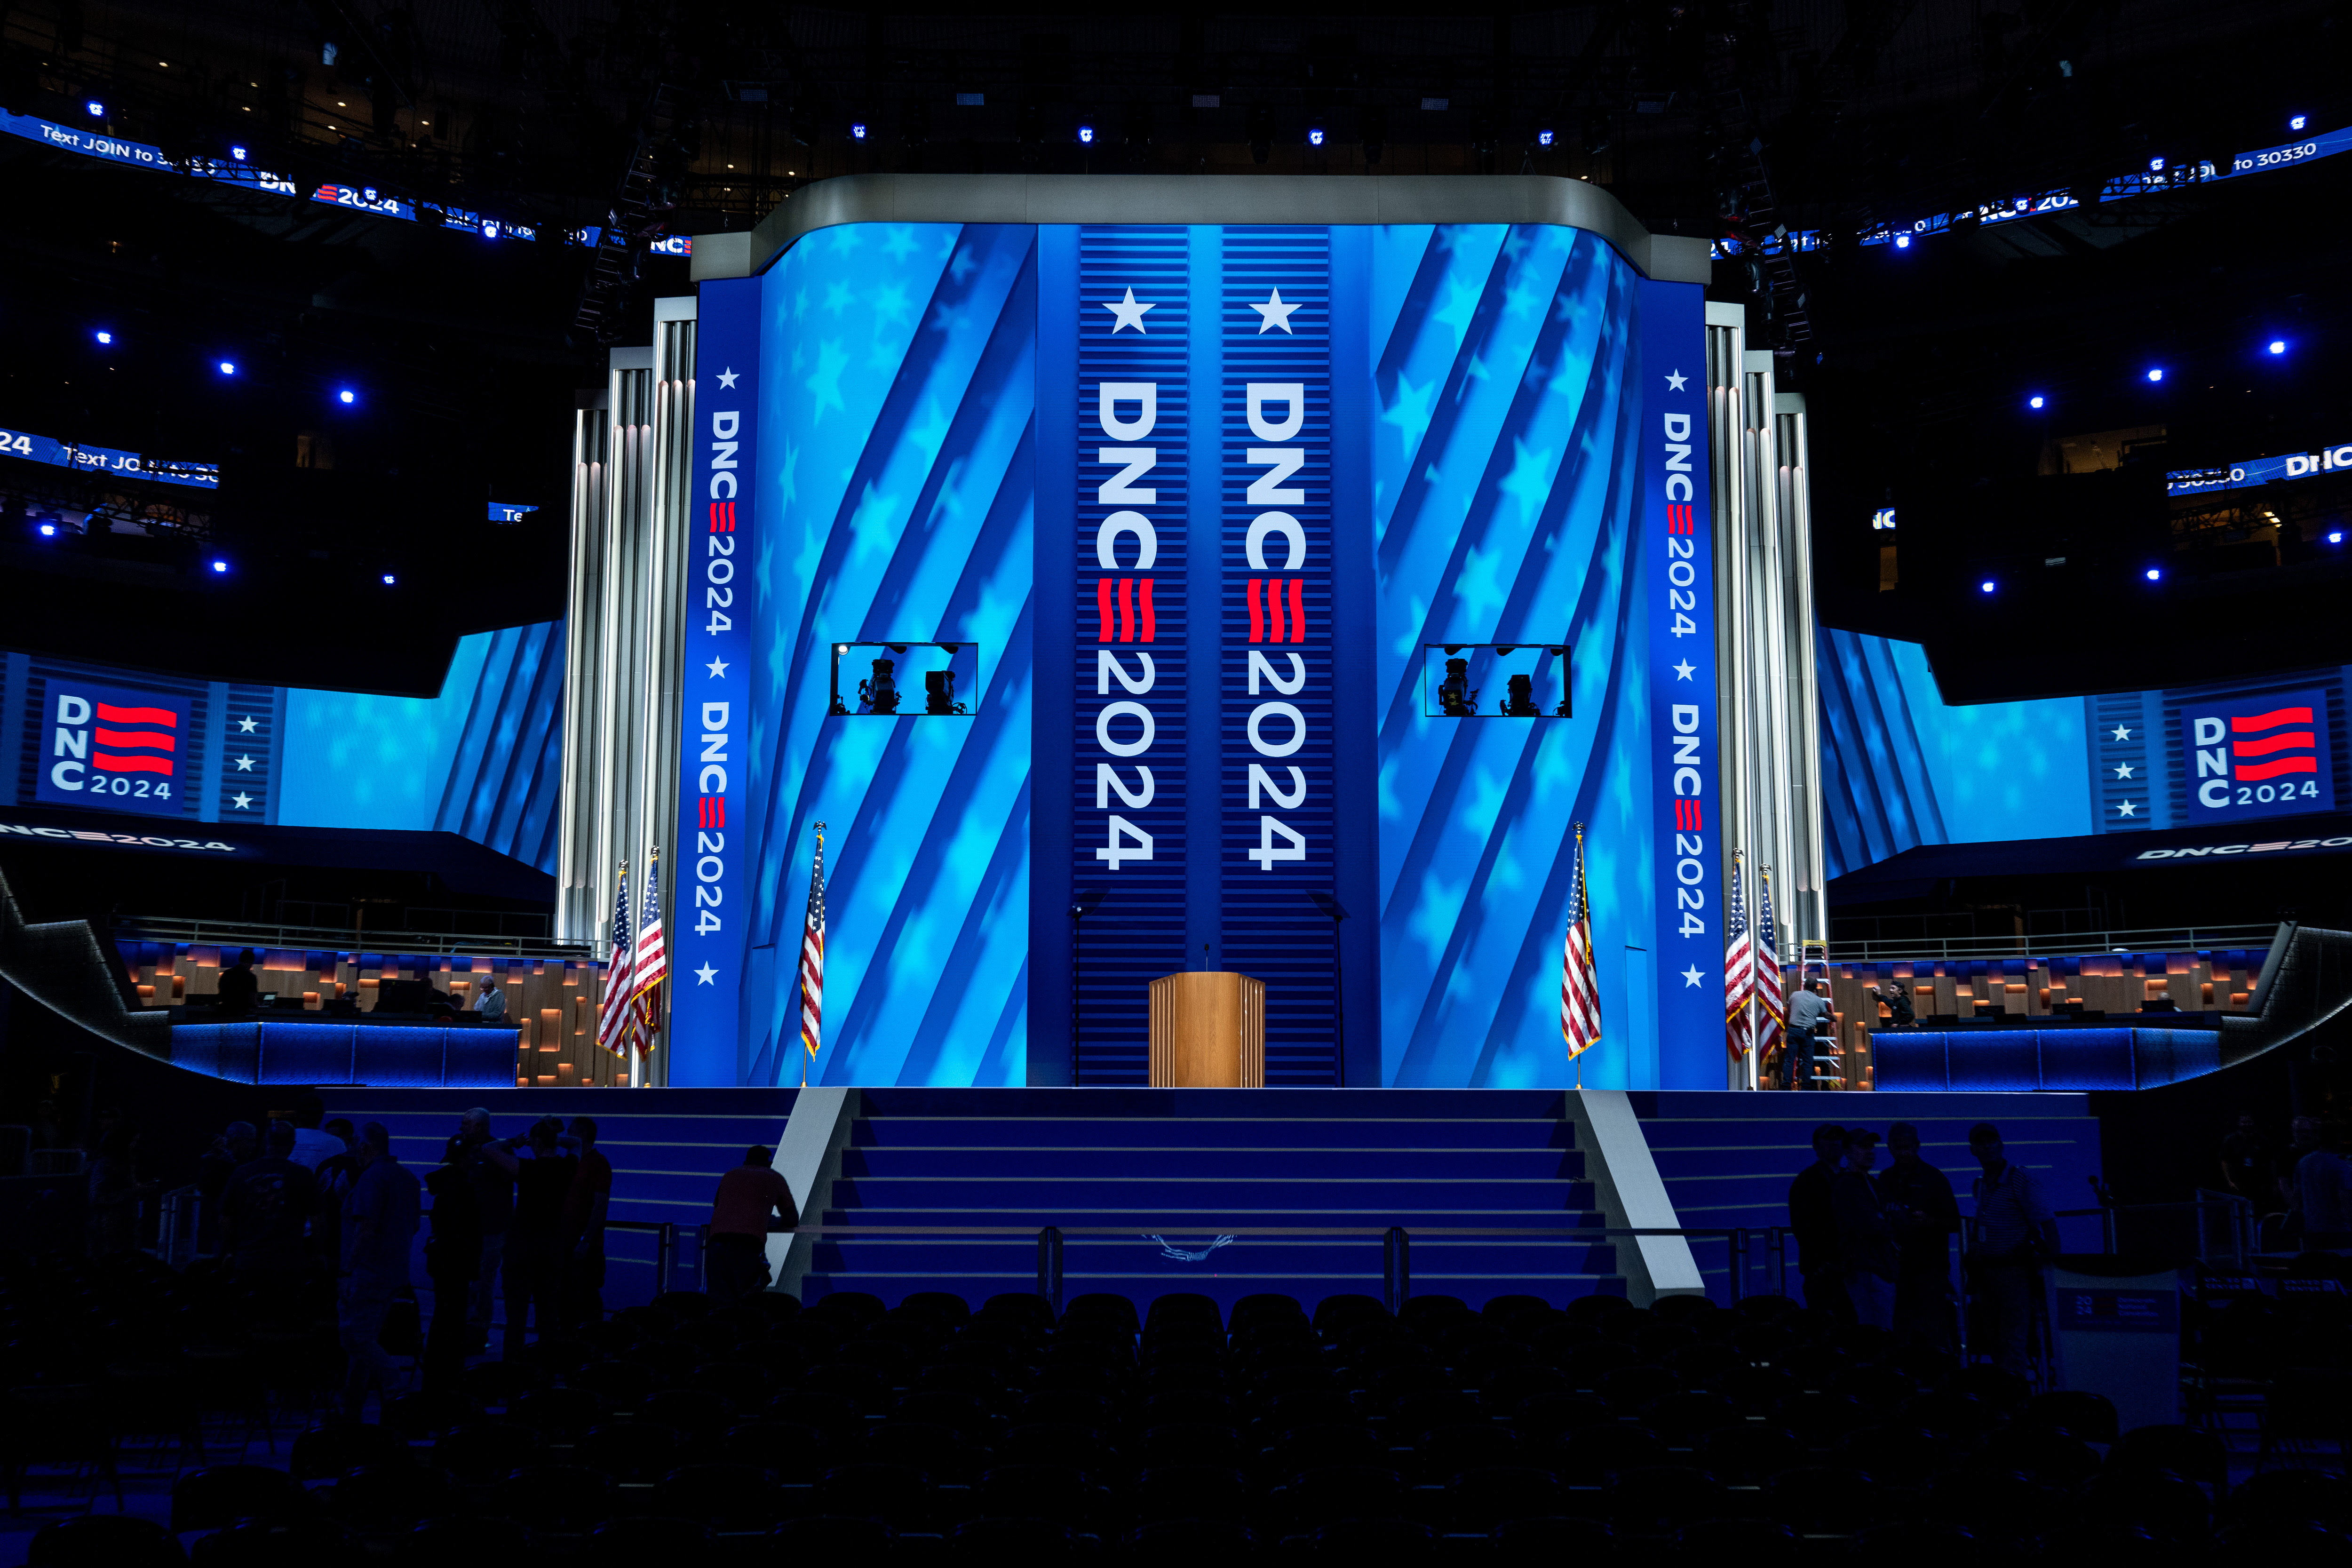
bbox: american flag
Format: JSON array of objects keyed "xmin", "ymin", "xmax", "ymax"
[
  {"xmin": 799, "ymin": 824, "xmax": 828, "ymax": 1066},
  {"xmin": 1561, "ymin": 823, "xmax": 1602, "ymax": 1064},
  {"xmin": 628, "ymin": 848, "xmax": 669, "ymax": 1051},
  {"xmin": 1755, "ymin": 871, "xmax": 1786, "ymax": 1062},
  {"xmin": 1724, "ymin": 854, "xmax": 1754, "ymax": 1060},
  {"xmin": 595, "ymin": 862, "xmax": 636, "ymax": 1055}
]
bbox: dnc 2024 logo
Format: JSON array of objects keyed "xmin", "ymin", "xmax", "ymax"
[
  {"xmin": 33, "ymin": 680, "xmax": 192, "ymax": 818},
  {"xmin": 2180, "ymin": 688, "xmax": 2336, "ymax": 826}
]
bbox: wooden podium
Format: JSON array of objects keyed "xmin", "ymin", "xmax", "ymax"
[{"xmin": 1147, "ymin": 971, "xmax": 1265, "ymax": 1087}]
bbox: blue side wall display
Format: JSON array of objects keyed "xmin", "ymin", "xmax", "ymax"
[
  {"xmin": 1818, "ymin": 628, "xmax": 2352, "ymax": 877},
  {"xmin": 0, "ymin": 623, "xmax": 566, "ymax": 872},
  {"xmin": 690, "ymin": 219, "xmax": 1712, "ymax": 1090}
]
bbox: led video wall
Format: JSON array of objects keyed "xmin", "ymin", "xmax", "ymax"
[
  {"xmin": 672, "ymin": 219, "xmax": 1715, "ymax": 1091},
  {"xmin": 1818, "ymin": 628, "xmax": 2352, "ymax": 877},
  {"xmin": 1, "ymin": 621, "xmax": 565, "ymax": 872}
]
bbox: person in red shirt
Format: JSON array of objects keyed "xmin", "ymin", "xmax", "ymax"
[
  {"xmin": 707, "ymin": 1146, "xmax": 798, "ymax": 1304},
  {"xmin": 556, "ymin": 1115, "xmax": 612, "ymax": 1330}
]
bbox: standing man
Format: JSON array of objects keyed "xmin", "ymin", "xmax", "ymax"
[
  {"xmin": 220, "ymin": 1121, "xmax": 312, "ymax": 1282},
  {"xmin": 1784, "ymin": 980, "xmax": 1835, "ymax": 1090},
  {"xmin": 1879, "ymin": 1122, "xmax": 1960, "ymax": 1352},
  {"xmin": 502, "ymin": 1117, "xmax": 578, "ymax": 1354},
  {"xmin": 1967, "ymin": 1122, "xmax": 2058, "ymax": 1376},
  {"xmin": 286, "ymin": 1092, "xmax": 344, "ymax": 1171},
  {"xmin": 340, "ymin": 1123, "xmax": 421, "ymax": 1422},
  {"xmin": 421, "ymin": 1135, "xmax": 481, "ymax": 1390},
  {"xmin": 455, "ymin": 1108, "xmax": 517, "ymax": 1350},
  {"xmin": 1833, "ymin": 1130, "xmax": 1900, "ymax": 1331},
  {"xmin": 707, "ymin": 1146, "xmax": 798, "ymax": 1305},
  {"xmin": 215, "ymin": 950, "xmax": 259, "ymax": 1014},
  {"xmin": 1787, "ymin": 1124, "xmax": 1855, "ymax": 1321},
  {"xmin": 558, "ymin": 1116, "xmax": 612, "ymax": 1331}
]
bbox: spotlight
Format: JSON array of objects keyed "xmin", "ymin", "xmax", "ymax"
[
  {"xmin": 210, "ymin": 558, "xmax": 230, "ymax": 573},
  {"xmin": 1537, "ymin": 128, "xmax": 1556, "ymax": 147},
  {"xmin": 1307, "ymin": 127, "xmax": 1325, "ymax": 147},
  {"xmin": 1077, "ymin": 124, "xmax": 1095, "ymax": 145},
  {"xmin": 218, "ymin": 360, "xmax": 236, "ymax": 375},
  {"xmin": 2028, "ymin": 394, "xmax": 2045, "ymax": 409},
  {"xmin": 1979, "ymin": 580, "xmax": 1996, "ymax": 595},
  {"xmin": 1894, "ymin": 234, "xmax": 1911, "ymax": 249},
  {"xmin": 95, "ymin": 330, "xmax": 112, "ymax": 345},
  {"xmin": 231, "ymin": 144, "xmax": 247, "ymax": 160},
  {"xmin": 338, "ymin": 389, "xmax": 356, "ymax": 405},
  {"xmin": 84, "ymin": 99, "xmax": 103, "ymax": 117},
  {"xmin": 38, "ymin": 523, "xmax": 57, "ymax": 538},
  {"xmin": 2291, "ymin": 114, "xmax": 2308, "ymax": 132},
  {"xmin": 2146, "ymin": 367, "xmax": 2164, "ymax": 382},
  {"xmin": 381, "ymin": 573, "xmax": 397, "ymax": 586},
  {"xmin": 850, "ymin": 121, "xmax": 868, "ymax": 140},
  {"xmin": 2144, "ymin": 566, "xmax": 2162, "ymax": 581},
  {"xmin": 2331, "ymin": 532, "xmax": 2344, "ymax": 545},
  {"xmin": 2148, "ymin": 156, "xmax": 2166, "ymax": 173},
  {"xmin": 2269, "ymin": 340, "xmax": 2287, "ymax": 355}
]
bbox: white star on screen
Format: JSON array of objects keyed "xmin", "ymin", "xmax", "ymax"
[
  {"xmin": 715, "ymin": 367, "xmax": 739, "ymax": 389},
  {"xmin": 237, "ymin": 716, "xmax": 258, "ymax": 733},
  {"xmin": 1682, "ymin": 965, "xmax": 1705, "ymax": 987},
  {"xmin": 706, "ymin": 656, "xmax": 730, "ymax": 678},
  {"xmin": 2115, "ymin": 763, "xmax": 2135, "ymax": 779},
  {"xmin": 1103, "ymin": 288, "xmax": 1154, "ymax": 334},
  {"xmin": 230, "ymin": 792, "xmax": 254, "ymax": 811},
  {"xmin": 2117, "ymin": 800, "xmax": 2137, "ymax": 817},
  {"xmin": 1673, "ymin": 660, "xmax": 1696, "ymax": 681},
  {"xmin": 1665, "ymin": 370, "xmax": 1689, "ymax": 391},
  {"xmin": 233, "ymin": 755, "xmax": 254, "ymax": 771},
  {"xmin": 1250, "ymin": 287, "xmax": 1301, "ymax": 334},
  {"xmin": 2112, "ymin": 724, "xmax": 2132, "ymax": 741},
  {"xmin": 694, "ymin": 963, "xmax": 718, "ymax": 985}
]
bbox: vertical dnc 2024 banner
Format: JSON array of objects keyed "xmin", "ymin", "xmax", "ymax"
[
  {"xmin": 669, "ymin": 278, "xmax": 759, "ymax": 1085},
  {"xmin": 2179, "ymin": 687, "xmax": 2335, "ymax": 826},
  {"xmin": 33, "ymin": 678, "xmax": 192, "ymax": 818}
]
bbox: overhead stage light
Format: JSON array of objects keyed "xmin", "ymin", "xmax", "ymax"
[
  {"xmin": 338, "ymin": 389, "xmax": 356, "ymax": 404},
  {"xmin": 2146, "ymin": 367, "xmax": 2164, "ymax": 382},
  {"xmin": 95, "ymin": 330, "xmax": 112, "ymax": 345},
  {"xmin": 1979, "ymin": 580, "xmax": 1996, "ymax": 595},
  {"xmin": 1894, "ymin": 234, "xmax": 1911, "ymax": 249},
  {"xmin": 2291, "ymin": 114, "xmax": 2308, "ymax": 132},
  {"xmin": 231, "ymin": 144, "xmax": 247, "ymax": 160},
  {"xmin": 84, "ymin": 99, "xmax": 104, "ymax": 117},
  {"xmin": 38, "ymin": 523, "xmax": 56, "ymax": 537},
  {"xmin": 2330, "ymin": 531, "xmax": 2344, "ymax": 544},
  {"xmin": 2028, "ymin": 394, "xmax": 2045, "ymax": 409},
  {"xmin": 218, "ymin": 360, "xmax": 236, "ymax": 375},
  {"xmin": 1308, "ymin": 127, "xmax": 1325, "ymax": 147},
  {"xmin": 2144, "ymin": 566, "xmax": 2163, "ymax": 581},
  {"xmin": 1076, "ymin": 124, "xmax": 1095, "ymax": 145},
  {"xmin": 1537, "ymin": 128, "xmax": 1556, "ymax": 147},
  {"xmin": 381, "ymin": 573, "xmax": 397, "ymax": 585},
  {"xmin": 210, "ymin": 558, "xmax": 230, "ymax": 573},
  {"xmin": 2269, "ymin": 340, "xmax": 2287, "ymax": 355},
  {"xmin": 850, "ymin": 121, "xmax": 868, "ymax": 140}
]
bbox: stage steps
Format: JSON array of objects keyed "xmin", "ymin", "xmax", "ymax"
[
  {"xmin": 801, "ymin": 1088, "xmax": 1625, "ymax": 1315},
  {"xmin": 1629, "ymin": 1090, "xmax": 2106, "ymax": 1301}
]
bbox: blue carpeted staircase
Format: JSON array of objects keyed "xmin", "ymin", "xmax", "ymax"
[
  {"xmin": 1629, "ymin": 1090, "xmax": 2106, "ymax": 1300},
  {"xmin": 801, "ymin": 1088, "xmax": 1624, "ymax": 1314}
]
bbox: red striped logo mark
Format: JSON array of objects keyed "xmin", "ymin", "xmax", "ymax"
[
  {"xmin": 1666, "ymin": 503, "xmax": 1696, "ymax": 535},
  {"xmin": 709, "ymin": 501, "xmax": 737, "ymax": 532},
  {"xmin": 1246, "ymin": 578, "xmax": 1307, "ymax": 644},
  {"xmin": 1673, "ymin": 799, "xmax": 1703, "ymax": 831},
  {"xmin": 1096, "ymin": 578, "xmax": 1156, "ymax": 643},
  {"xmin": 698, "ymin": 796, "xmax": 726, "ymax": 829}
]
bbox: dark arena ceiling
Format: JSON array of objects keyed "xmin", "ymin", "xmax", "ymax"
[{"xmin": 2, "ymin": 0, "xmax": 2348, "ymax": 697}]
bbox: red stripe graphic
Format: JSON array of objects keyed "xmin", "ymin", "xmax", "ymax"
[
  {"xmin": 708, "ymin": 501, "xmax": 736, "ymax": 532},
  {"xmin": 1097, "ymin": 578, "xmax": 1113, "ymax": 642},
  {"xmin": 1138, "ymin": 579, "xmax": 1155, "ymax": 643},
  {"xmin": 2233, "ymin": 732, "xmax": 2316, "ymax": 757},
  {"xmin": 698, "ymin": 796, "xmax": 725, "ymax": 829},
  {"xmin": 1118, "ymin": 578, "xmax": 1135, "ymax": 643},
  {"xmin": 2232, "ymin": 707, "xmax": 2314, "ymax": 732},
  {"xmin": 1673, "ymin": 799, "xmax": 1703, "ymax": 830},
  {"xmin": 1288, "ymin": 578, "xmax": 1304, "ymax": 643},
  {"xmin": 2235, "ymin": 756, "xmax": 2319, "ymax": 782},
  {"xmin": 93, "ymin": 755, "xmax": 173, "ymax": 776},
  {"xmin": 95, "ymin": 703, "xmax": 177, "ymax": 727},
  {"xmin": 93, "ymin": 727, "xmax": 176, "ymax": 752},
  {"xmin": 1248, "ymin": 578, "xmax": 1264, "ymax": 643},
  {"xmin": 1268, "ymin": 578, "xmax": 1287, "ymax": 643}
]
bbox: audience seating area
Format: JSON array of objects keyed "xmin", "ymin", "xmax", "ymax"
[
  {"xmin": 117, "ymin": 941, "xmax": 622, "ymax": 1088},
  {"xmin": 8, "ymin": 1251, "xmax": 2350, "ymax": 1563}
]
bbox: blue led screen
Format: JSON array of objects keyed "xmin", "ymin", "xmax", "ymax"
[
  {"xmin": 683, "ymin": 221, "xmax": 1711, "ymax": 1091},
  {"xmin": 2, "ymin": 622, "xmax": 565, "ymax": 872},
  {"xmin": 1818, "ymin": 628, "xmax": 2352, "ymax": 877}
]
